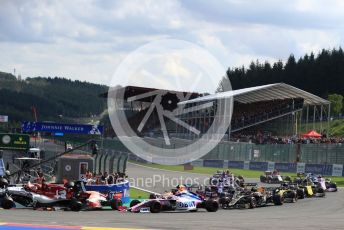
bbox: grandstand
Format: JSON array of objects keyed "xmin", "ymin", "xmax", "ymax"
[{"xmin": 104, "ymin": 83, "xmax": 330, "ymax": 142}]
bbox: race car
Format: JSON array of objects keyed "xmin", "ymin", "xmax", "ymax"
[
  {"xmin": 294, "ymin": 173, "xmax": 334, "ymax": 195},
  {"xmin": 304, "ymin": 173, "xmax": 337, "ymax": 192},
  {"xmin": 273, "ymin": 187, "xmax": 297, "ymax": 203},
  {"xmin": 260, "ymin": 171, "xmax": 291, "ymax": 184},
  {"xmin": 217, "ymin": 185, "xmax": 284, "ymax": 209},
  {"xmin": 209, "ymin": 171, "xmax": 244, "ymax": 187},
  {"xmin": 129, "ymin": 185, "xmax": 219, "ymax": 213},
  {"xmin": 0, "ymin": 181, "xmax": 122, "ymax": 211},
  {"xmin": 0, "ymin": 185, "xmax": 75, "ymax": 210}
]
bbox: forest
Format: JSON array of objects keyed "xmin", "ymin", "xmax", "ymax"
[
  {"xmin": 0, "ymin": 72, "xmax": 108, "ymax": 123},
  {"xmin": 227, "ymin": 48, "xmax": 344, "ymax": 99}
]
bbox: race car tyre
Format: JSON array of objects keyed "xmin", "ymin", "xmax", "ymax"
[
  {"xmin": 0, "ymin": 178, "xmax": 9, "ymax": 189},
  {"xmin": 149, "ymin": 193, "xmax": 157, "ymax": 199},
  {"xmin": 1, "ymin": 196, "xmax": 14, "ymax": 209},
  {"xmin": 32, "ymin": 201, "xmax": 40, "ymax": 210},
  {"xmin": 316, "ymin": 187, "xmax": 325, "ymax": 193},
  {"xmin": 284, "ymin": 176, "xmax": 291, "ymax": 182},
  {"xmin": 326, "ymin": 183, "xmax": 337, "ymax": 192},
  {"xmin": 260, "ymin": 175, "xmax": 266, "ymax": 183},
  {"xmin": 149, "ymin": 201, "xmax": 161, "ymax": 213},
  {"xmin": 297, "ymin": 188, "xmax": 305, "ymax": 199},
  {"xmin": 205, "ymin": 199, "xmax": 219, "ymax": 212},
  {"xmin": 70, "ymin": 199, "xmax": 83, "ymax": 211},
  {"xmin": 273, "ymin": 195, "xmax": 284, "ymax": 205},
  {"xmin": 315, "ymin": 187, "xmax": 326, "ymax": 197},
  {"xmin": 267, "ymin": 175, "xmax": 273, "ymax": 183},
  {"xmin": 285, "ymin": 191, "xmax": 297, "ymax": 203},
  {"xmin": 249, "ymin": 197, "xmax": 257, "ymax": 209},
  {"xmin": 110, "ymin": 198, "xmax": 122, "ymax": 210},
  {"xmin": 130, "ymin": 200, "xmax": 141, "ymax": 208},
  {"xmin": 219, "ymin": 197, "xmax": 230, "ymax": 209}
]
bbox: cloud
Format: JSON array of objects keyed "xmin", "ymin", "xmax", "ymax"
[{"xmin": 0, "ymin": 0, "xmax": 343, "ymax": 85}]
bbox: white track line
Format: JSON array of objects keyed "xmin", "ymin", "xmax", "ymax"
[{"xmin": 131, "ymin": 185, "xmax": 160, "ymax": 195}]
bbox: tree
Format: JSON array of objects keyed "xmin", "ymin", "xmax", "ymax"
[
  {"xmin": 226, "ymin": 47, "xmax": 344, "ymax": 99},
  {"xmin": 328, "ymin": 94, "xmax": 343, "ymax": 115}
]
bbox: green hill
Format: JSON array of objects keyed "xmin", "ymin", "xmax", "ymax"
[{"xmin": 0, "ymin": 71, "xmax": 108, "ymax": 124}]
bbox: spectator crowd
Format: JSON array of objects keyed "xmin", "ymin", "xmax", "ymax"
[
  {"xmin": 81, "ymin": 171, "xmax": 128, "ymax": 185},
  {"xmin": 230, "ymin": 132, "xmax": 344, "ymax": 145}
]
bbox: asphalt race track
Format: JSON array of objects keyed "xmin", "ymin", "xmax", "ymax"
[{"xmin": 1, "ymin": 163, "xmax": 343, "ymax": 230}]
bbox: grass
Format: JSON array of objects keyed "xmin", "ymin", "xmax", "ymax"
[
  {"xmin": 329, "ymin": 119, "xmax": 344, "ymax": 136},
  {"xmin": 130, "ymin": 161, "xmax": 344, "ymax": 187},
  {"xmin": 130, "ymin": 187, "xmax": 150, "ymax": 199}
]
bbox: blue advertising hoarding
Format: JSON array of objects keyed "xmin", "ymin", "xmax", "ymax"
[
  {"xmin": 275, "ymin": 162, "xmax": 297, "ymax": 172},
  {"xmin": 228, "ymin": 161, "xmax": 244, "ymax": 169},
  {"xmin": 22, "ymin": 121, "xmax": 103, "ymax": 135},
  {"xmin": 203, "ymin": 159, "xmax": 224, "ymax": 168},
  {"xmin": 85, "ymin": 180, "xmax": 130, "ymax": 203},
  {"xmin": 305, "ymin": 164, "xmax": 332, "ymax": 175},
  {"xmin": 249, "ymin": 162, "xmax": 268, "ymax": 171}
]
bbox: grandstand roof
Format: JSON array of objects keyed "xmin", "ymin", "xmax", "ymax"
[
  {"xmin": 101, "ymin": 85, "xmax": 200, "ymax": 102},
  {"xmin": 179, "ymin": 83, "xmax": 329, "ymax": 106}
]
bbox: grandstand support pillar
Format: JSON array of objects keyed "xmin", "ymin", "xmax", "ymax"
[
  {"xmin": 298, "ymin": 110, "xmax": 302, "ymax": 137},
  {"xmin": 327, "ymin": 103, "xmax": 331, "ymax": 138},
  {"xmin": 294, "ymin": 112, "xmax": 297, "ymax": 136},
  {"xmin": 313, "ymin": 105, "xmax": 316, "ymax": 130},
  {"xmin": 320, "ymin": 105, "xmax": 323, "ymax": 133},
  {"xmin": 306, "ymin": 105, "xmax": 309, "ymax": 132}
]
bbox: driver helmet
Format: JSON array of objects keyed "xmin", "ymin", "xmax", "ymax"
[{"xmin": 177, "ymin": 185, "xmax": 187, "ymax": 192}]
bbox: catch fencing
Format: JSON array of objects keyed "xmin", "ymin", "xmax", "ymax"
[{"xmin": 54, "ymin": 137, "xmax": 344, "ymax": 176}]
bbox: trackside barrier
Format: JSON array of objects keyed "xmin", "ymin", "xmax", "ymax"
[
  {"xmin": 297, "ymin": 163, "xmax": 306, "ymax": 173},
  {"xmin": 249, "ymin": 162, "xmax": 268, "ymax": 171},
  {"xmin": 305, "ymin": 164, "xmax": 332, "ymax": 175},
  {"xmin": 197, "ymin": 160, "xmax": 344, "ymax": 176},
  {"xmin": 109, "ymin": 152, "xmax": 117, "ymax": 174},
  {"xmin": 275, "ymin": 162, "xmax": 296, "ymax": 173},
  {"xmin": 94, "ymin": 154, "xmax": 101, "ymax": 174},
  {"xmin": 332, "ymin": 164, "xmax": 343, "ymax": 176},
  {"xmin": 228, "ymin": 160, "xmax": 244, "ymax": 169},
  {"xmin": 93, "ymin": 151, "xmax": 128, "ymax": 174},
  {"xmin": 203, "ymin": 159, "xmax": 223, "ymax": 168},
  {"xmin": 267, "ymin": 162, "xmax": 275, "ymax": 171},
  {"xmin": 85, "ymin": 180, "xmax": 130, "ymax": 203},
  {"xmin": 191, "ymin": 159, "xmax": 203, "ymax": 167}
]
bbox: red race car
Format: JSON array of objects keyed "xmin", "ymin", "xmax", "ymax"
[{"xmin": 23, "ymin": 181, "xmax": 122, "ymax": 211}]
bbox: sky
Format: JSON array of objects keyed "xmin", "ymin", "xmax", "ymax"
[{"xmin": 1, "ymin": 0, "xmax": 344, "ymax": 86}]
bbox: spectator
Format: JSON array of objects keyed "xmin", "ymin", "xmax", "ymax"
[
  {"xmin": 107, "ymin": 174, "xmax": 114, "ymax": 184},
  {"xmin": 101, "ymin": 172, "xmax": 109, "ymax": 184}
]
